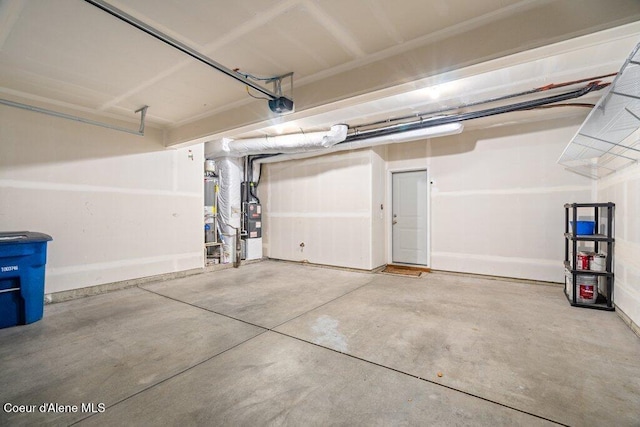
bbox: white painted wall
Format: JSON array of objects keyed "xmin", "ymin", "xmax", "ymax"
[
  {"xmin": 0, "ymin": 105, "xmax": 204, "ymax": 295},
  {"xmin": 261, "ymin": 116, "xmax": 595, "ymax": 282},
  {"xmin": 386, "ymin": 117, "xmax": 594, "ymax": 282},
  {"xmin": 261, "ymin": 149, "xmax": 381, "ymax": 270},
  {"xmin": 597, "ymin": 158, "xmax": 640, "ymax": 329}
]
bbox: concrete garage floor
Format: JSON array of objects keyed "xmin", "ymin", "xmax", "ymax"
[{"xmin": 1, "ymin": 261, "xmax": 639, "ymax": 426}]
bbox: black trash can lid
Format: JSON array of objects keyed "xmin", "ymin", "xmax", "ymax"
[{"xmin": 0, "ymin": 231, "xmax": 53, "ymax": 244}]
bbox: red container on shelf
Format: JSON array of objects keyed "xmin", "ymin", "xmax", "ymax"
[{"xmin": 577, "ymin": 252, "xmax": 591, "ymax": 270}]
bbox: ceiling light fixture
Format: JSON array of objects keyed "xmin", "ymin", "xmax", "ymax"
[
  {"xmin": 386, "ymin": 122, "xmax": 463, "ymax": 141},
  {"xmin": 348, "ymin": 122, "xmax": 463, "ymax": 144}
]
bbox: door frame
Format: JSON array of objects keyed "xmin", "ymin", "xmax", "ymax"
[{"xmin": 387, "ymin": 167, "xmax": 431, "ymax": 267}]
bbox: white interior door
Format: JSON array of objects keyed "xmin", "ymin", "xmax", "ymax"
[{"xmin": 392, "ymin": 170, "xmax": 428, "ymax": 265}]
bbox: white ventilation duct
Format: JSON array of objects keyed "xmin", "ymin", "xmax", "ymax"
[
  {"xmin": 254, "ymin": 122, "xmax": 463, "ymax": 166},
  {"xmin": 208, "ymin": 125, "xmax": 347, "ymax": 265},
  {"xmin": 216, "ymin": 157, "xmax": 243, "ymax": 264},
  {"xmin": 205, "ymin": 124, "xmax": 348, "ymax": 159}
]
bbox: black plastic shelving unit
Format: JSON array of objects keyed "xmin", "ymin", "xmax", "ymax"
[{"xmin": 564, "ymin": 203, "xmax": 615, "ymax": 310}]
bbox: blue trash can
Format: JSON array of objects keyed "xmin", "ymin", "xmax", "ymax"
[{"xmin": 0, "ymin": 231, "xmax": 53, "ymax": 329}]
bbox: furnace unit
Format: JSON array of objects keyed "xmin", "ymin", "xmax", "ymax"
[{"xmin": 244, "ymin": 202, "xmax": 262, "ymax": 239}]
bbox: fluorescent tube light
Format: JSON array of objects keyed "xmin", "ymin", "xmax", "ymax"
[
  {"xmin": 355, "ymin": 122, "xmax": 464, "ymax": 145},
  {"xmin": 388, "ymin": 122, "xmax": 463, "ymax": 142}
]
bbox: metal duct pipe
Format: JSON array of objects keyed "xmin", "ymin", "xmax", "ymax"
[{"xmin": 204, "ymin": 124, "xmax": 348, "ymax": 159}]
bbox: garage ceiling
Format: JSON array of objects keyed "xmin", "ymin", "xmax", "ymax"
[{"xmin": 1, "ymin": 0, "xmax": 640, "ymax": 146}]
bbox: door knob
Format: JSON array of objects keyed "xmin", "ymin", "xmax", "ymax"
[{"xmin": 392, "ymin": 220, "xmax": 398, "ymax": 225}]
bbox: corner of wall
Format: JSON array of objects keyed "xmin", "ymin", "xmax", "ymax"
[{"xmin": 596, "ymin": 162, "xmax": 640, "ymax": 332}]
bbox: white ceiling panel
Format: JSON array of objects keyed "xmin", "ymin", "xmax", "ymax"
[
  {"xmin": 211, "ymin": 41, "xmax": 293, "ymax": 79},
  {"xmin": 1, "ymin": 1, "xmax": 186, "ymax": 97},
  {"xmin": 239, "ymin": 3, "xmax": 357, "ymax": 74},
  {"xmin": 368, "ymin": 0, "xmax": 528, "ymax": 43},
  {"xmin": 1, "ymin": 0, "xmax": 639, "ymax": 140},
  {"xmin": 0, "ymin": 63, "xmax": 116, "ymax": 109},
  {"xmin": 127, "ymin": 64, "xmax": 245, "ymax": 124},
  {"xmin": 313, "ymin": 0, "xmax": 404, "ymax": 53},
  {"xmin": 315, "ymin": 0, "xmax": 527, "ymax": 54},
  {"xmin": 108, "ymin": 0, "xmax": 285, "ymax": 48}
]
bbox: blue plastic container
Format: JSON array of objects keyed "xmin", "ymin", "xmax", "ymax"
[
  {"xmin": 0, "ymin": 231, "xmax": 52, "ymax": 329},
  {"xmin": 571, "ymin": 221, "xmax": 595, "ymax": 235}
]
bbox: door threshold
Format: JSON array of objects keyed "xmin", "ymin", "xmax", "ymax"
[{"xmin": 383, "ymin": 264, "xmax": 431, "ymax": 276}]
